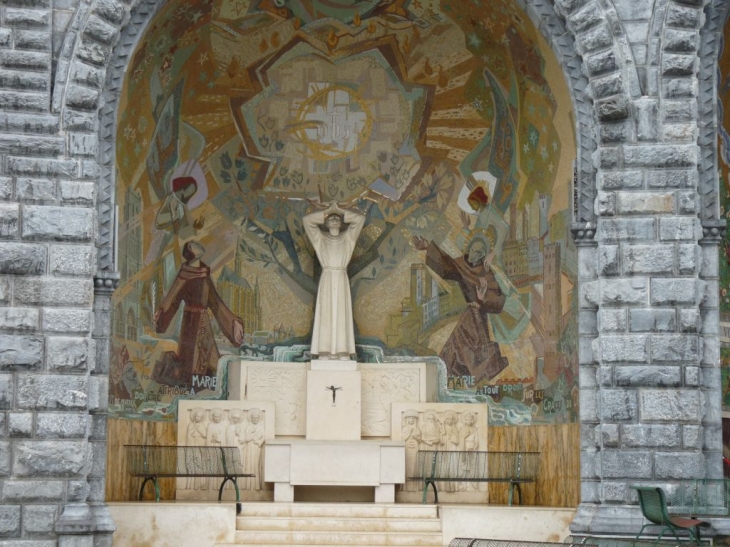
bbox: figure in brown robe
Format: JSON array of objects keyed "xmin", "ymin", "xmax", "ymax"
[
  {"xmin": 153, "ymin": 241, "xmax": 244, "ymax": 387},
  {"xmin": 412, "ymin": 235, "xmax": 509, "ymax": 384}
]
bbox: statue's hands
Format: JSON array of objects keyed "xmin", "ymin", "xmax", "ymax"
[{"xmin": 411, "ymin": 235, "xmax": 429, "ymax": 251}]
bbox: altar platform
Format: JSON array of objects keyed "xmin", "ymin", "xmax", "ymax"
[{"xmin": 108, "ymin": 501, "xmax": 578, "ymax": 547}]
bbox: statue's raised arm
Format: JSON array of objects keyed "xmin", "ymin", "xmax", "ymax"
[{"xmin": 303, "ymin": 201, "xmax": 365, "ymax": 360}]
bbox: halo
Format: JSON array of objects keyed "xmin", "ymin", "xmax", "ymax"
[{"xmin": 464, "ymin": 228, "xmax": 496, "ymax": 252}]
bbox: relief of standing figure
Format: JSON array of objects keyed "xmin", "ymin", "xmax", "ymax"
[
  {"xmin": 401, "ymin": 409, "xmax": 422, "ymax": 492},
  {"xmin": 242, "ymin": 409, "xmax": 265, "ymax": 490}
]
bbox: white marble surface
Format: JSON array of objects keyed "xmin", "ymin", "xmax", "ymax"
[
  {"xmin": 441, "ymin": 505, "xmax": 576, "ymax": 544},
  {"xmin": 264, "ymin": 439, "xmax": 406, "ymax": 502},
  {"xmin": 306, "ymin": 370, "xmax": 361, "ymax": 440},
  {"xmin": 109, "ymin": 502, "xmax": 236, "ymax": 547}
]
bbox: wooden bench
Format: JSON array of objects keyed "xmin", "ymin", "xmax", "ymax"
[
  {"xmin": 125, "ymin": 445, "xmax": 253, "ymax": 502},
  {"xmin": 410, "ymin": 450, "xmax": 540, "ymax": 505}
]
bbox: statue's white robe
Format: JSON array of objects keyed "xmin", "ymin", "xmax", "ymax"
[{"xmin": 304, "ymin": 210, "xmax": 365, "ymax": 357}]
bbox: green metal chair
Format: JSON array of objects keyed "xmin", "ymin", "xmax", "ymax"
[{"xmin": 632, "ymin": 486, "xmax": 710, "ymax": 545}]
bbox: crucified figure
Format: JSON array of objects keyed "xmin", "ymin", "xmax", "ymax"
[{"xmin": 325, "ymin": 385, "xmax": 342, "ymax": 406}]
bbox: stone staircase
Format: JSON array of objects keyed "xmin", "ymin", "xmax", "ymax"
[{"xmin": 216, "ymin": 502, "xmax": 443, "ymax": 547}]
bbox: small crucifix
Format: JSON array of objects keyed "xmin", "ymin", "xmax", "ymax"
[{"xmin": 325, "ymin": 385, "xmax": 342, "ymax": 406}]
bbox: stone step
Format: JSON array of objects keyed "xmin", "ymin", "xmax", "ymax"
[
  {"xmin": 236, "ymin": 516, "xmax": 442, "ymax": 533},
  {"xmin": 238, "ymin": 503, "xmax": 438, "ymax": 520},
  {"xmin": 231, "ymin": 530, "xmax": 444, "ymax": 545},
  {"xmin": 217, "ymin": 544, "xmax": 443, "ymax": 547}
]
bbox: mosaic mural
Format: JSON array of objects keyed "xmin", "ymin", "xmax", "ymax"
[{"xmin": 112, "ymin": 0, "xmax": 578, "ymax": 424}]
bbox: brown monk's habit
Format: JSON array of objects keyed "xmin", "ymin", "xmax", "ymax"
[{"xmin": 425, "ymin": 242, "xmax": 509, "ymax": 384}]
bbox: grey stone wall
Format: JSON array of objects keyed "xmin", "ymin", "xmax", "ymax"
[{"xmin": 0, "ymin": 0, "xmax": 726, "ymax": 542}]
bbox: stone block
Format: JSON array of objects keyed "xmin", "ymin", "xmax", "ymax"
[
  {"xmin": 685, "ymin": 365, "xmax": 700, "ymax": 387},
  {"xmin": 595, "ymin": 336, "xmax": 647, "ymax": 363},
  {"xmin": 579, "ymin": 389, "xmax": 598, "ymax": 423},
  {"xmin": 683, "ymin": 425, "xmax": 702, "ymax": 450},
  {"xmin": 665, "ymin": 4, "xmax": 701, "ymax": 28},
  {"xmin": 0, "ymin": 443, "xmax": 11, "ymax": 476},
  {"xmin": 581, "ymin": 424, "xmax": 599, "ymax": 449},
  {"xmin": 616, "ymin": 192, "xmax": 674, "ymax": 215},
  {"xmin": 602, "ymin": 450, "xmax": 652, "ymax": 479},
  {"xmin": 0, "ymin": 243, "xmax": 46, "ymax": 275},
  {"xmin": 63, "ymin": 111, "xmax": 95, "ymax": 132},
  {"xmin": 592, "ymin": 73, "xmax": 623, "ymax": 100},
  {"xmin": 597, "ymin": 245, "xmax": 619, "ymax": 276},
  {"xmin": 702, "ymin": 279, "xmax": 718, "ymax": 308},
  {"xmin": 585, "ymin": 49, "xmax": 618, "ymax": 77},
  {"xmin": 615, "ymin": 365, "xmax": 681, "ymax": 387},
  {"xmin": 600, "ymin": 390, "xmax": 637, "ymax": 421},
  {"xmin": 602, "ymin": 121, "xmax": 632, "ymax": 145},
  {"xmin": 569, "ymin": 3, "xmax": 602, "ymax": 33},
  {"xmin": 59, "ymin": 181, "xmax": 94, "ymax": 206},
  {"xmin": 597, "ymin": 365, "xmax": 613, "ymax": 387},
  {"xmin": 68, "ymin": 133, "xmax": 98, "ymax": 158},
  {"xmin": 22, "ymin": 505, "xmax": 57, "ymax": 534},
  {"xmin": 76, "ymin": 38, "xmax": 109, "ymax": 67},
  {"xmin": 6, "ymin": 157, "xmax": 77, "ymax": 178},
  {"xmin": 8, "ymin": 413, "xmax": 32, "ymax": 438},
  {"xmin": 93, "ymin": 0, "xmax": 125, "ymax": 24},
  {"xmin": 703, "ymin": 424, "xmax": 721, "ymax": 451},
  {"xmin": 622, "ymin": 424, "xmax": 681, "ymax": 448},
  {"xmin": 46, "ymin": 337, "xmax": 92, "ymax": 372},
  {"xmin": 42, "ymin": 309, "xmax": 91, "ymax": 334},
  {"xmin": 14, "ymin": 440, "xmax": 89, "ymax": 477},
  {"xmin": 651, "ymin": 278, "xmax": 704, "ymax": 306},
  {"xmin": 581, "ymin": 482, "xmax": 599, "ymax": 503},
  {"xmin": 0, "ymin": 308, "xmax": 38, "ymax": 332},
  {"xmin": 663, "ymin": 78, "xmax": 694, "ymax": 99},
  {"xmin": 640, "ymin": 389, "xmax": 700, "ymax": 421},
  {"xmin": 623, "ymin": 144, "xmax": 696, "ymax": 167},
  {"xmin": 679, "ymin": 308, "xmax": 701, "ymax": 333},
  {"xmin": 647, "ymin": 169, "xmax": 696, "ymax": 188},
  {"xmin": 660, "ymin": 217, "xmax": 700, "ymax": 241},
  {"xmin": 663, "ymin": 100, "xmax": 695, "ymax": 123},
  {"xmin": 598, "ymin": 278, "xmax": 649, "ymax": 307},
  {"xmin": 580, "ymin": 448, "xmax": 599, "ymax": 479},
  {"xmin": 65, "ymin": 85, "xmax": 99, "ymax": 111},
  {"xmin": 17, "ymin": 374, "xmax": 87, "ymax": 410},
  {"xmin": 601, "ymin": 482, "xmax": 629, "ymax": 503},
  {"xmin": 597, "ymin": 147, "xmax": 620, "ymax": 169},
  {"xmin": 702, "ymin": 366, "xmax": 721, "ymax": 390},
  {"xmin": 599, "ymin": 171, "xmax": 644, "ymax": 191},
  {"xmin": 14, "ymin": 278, "xmax": 93, "ymax": 306},
  {"xmin": 663, "ymin": 123, "xmax": 696, "ymax": 142},
  {"xmin": 0, "ymin": 68, "xmax": 48, "ymax": 91},
  {"xmin": 0, "ymin": 113, "xmax": 59, "ymax": 134},
  {"xmin": 0, "ymin": 280, "xmax": 8, "ymax": 306},
  {"xmin": 703, "ymin": 337, "xmax": 720, "ymax": 367},
  {"xmin": 698, "ymin": 244, "xmax": 717, "ymax": 278},
  {"xmin": 662, "ymin": 54, "xmax": 695, "ymax": 77},
  {"xmin": 0, "ymin": 91, "xmax": 48, "ymax": 112},
  {"xmin": 579, "ymin": 246, "xmax": 596, "ymax": 279},
  {"xmin": 80, "ymin": 160, "xmax": 98, "ymax": 179},
  {"xmin": 579, "ymin": 366, "xmax": 597, "ymax": 389},
  {"xmin": 0, "ymin": 178, "xmax": 10, "ymax": 200},
  {"xmin": 596, "ymin": 95, "xmax": 630, "ymax": 122},
  {"xmin": 599, "ymin": 309, "xmax": 626, "ymax": 333},
  {"xmin": 629, "ymin": 309, "xmax": 675, "ymax": 332},
  {"xmin": 2, "ymin": 480, "xmax": 64, "ymax": 502},
  {"xmin": 16, "ymin": 178, "xmax": 56, "ymax": 203},
  {"xmin": 595, "ymin": 192, "xmax": 616, "ymax": 215},
  {"xmin": 622, "ymin": 244, "xmax": 673, "ymax": 275},
  {"xmin": 22, "ymin": 206, "xmax": 93, "ymax": 241},
  {"xmin": 655, "ymin": 452, "xmax": 704, "ymax": 479},
  {"xmin": 50, "ymin": 244, "xmax": 94, "ymax": 276},
  {"xmin": 0, "ymin": 506, "xmax": 20, "ymax": 538},
  {"xmin": 15, "ymin": 29, "xmax": 50, "ymax": 50},
  {"xmin": 0, "ymin": 335, "xmax": 42, "ymax": 370},
  {"xmin": 83, "ymin": 15, "xmax": 118, "ymax": 46},
  {"xmin": 36, "ymin": 413, "xmax": 88, "ymax": 439},
  {"xmin": 601, "ymin": 424, "xmax": 620, "ymax": 447},
  {"xmin": 598, "ymin": 218, "xmax": 656, "ymax": 241},
  {"xmin": 579, "ymin": 310, "xmax": 597, "ymax": 335},
  {"xmin": 4, "ymin": 8, "xmax": 50, "ymax": 26},
  {"xmin": 0, "ymin": 205, "xmax": 19, "ymax": 239},
  {"xmin": 678, "ymin": 244, "xmax": 698, "ymax": 275},
  {"xmin": 651, "ymin": 335, "xmax": 699, "ymax": 362}
]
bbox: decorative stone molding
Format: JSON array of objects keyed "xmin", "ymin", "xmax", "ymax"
[
  {"xmin": 570, "ymin": 222, "xmax": 597, "ymax": 247},
  {"xmin": 700, "ymin": 219, "xmax": 727, "ymax": 245}
]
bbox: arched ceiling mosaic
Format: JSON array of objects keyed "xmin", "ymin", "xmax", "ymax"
[{"xmin": 112, "ymin": 0, "xmax": 577, "ymax": 425}]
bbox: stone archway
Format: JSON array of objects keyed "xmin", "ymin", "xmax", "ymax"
[{"xmin": 46, "ymin": 0, "xmax": 723, "ymax": 539}]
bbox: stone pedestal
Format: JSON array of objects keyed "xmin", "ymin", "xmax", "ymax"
[
  {"xmin": 264, "ymin": 439, "xmax": 405, "ymax": 502},
  {"xmin": 306, "ymin": 369, "xmax": 361, "ymax": 440}
]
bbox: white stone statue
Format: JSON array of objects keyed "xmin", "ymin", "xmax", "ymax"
[{"xmin": 303, "ymin": 201, "xmax": 365, "ymax": 359}]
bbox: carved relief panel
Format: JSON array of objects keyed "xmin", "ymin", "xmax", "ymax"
[
  {"xmin": 177, "ymin": 400, "xmax": 275, "ymax": 501},
  {"xmin": 391, "ymin": 403, "xmax": 489, "ymax": 504}
]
